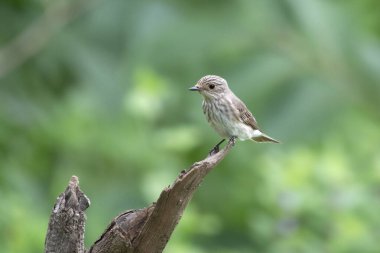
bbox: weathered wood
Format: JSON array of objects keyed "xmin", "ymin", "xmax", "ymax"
[
  {"xmin": 45, "ymin": 176, "xmax": 90, "ymax": 253},
  {"xmin": 132, "ymin": 139, "xmax": 234, "ymax": 253},
  {"xmin": 45, "ymin": 139, "xmax": 235, "ymax": 253}
]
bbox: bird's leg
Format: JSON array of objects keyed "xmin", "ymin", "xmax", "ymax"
[
  {"xmin": 209, "ymin": 139, "xmax": 226, "ymax": 156},
  {"xmin": 229, "ymin": 136, "xmax": 237, "ymax": 146}
]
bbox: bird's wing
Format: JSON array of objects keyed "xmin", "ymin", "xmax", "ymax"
[{"xmin": 233, "ymin": 97, "xmax": 260, "ymax": 130}]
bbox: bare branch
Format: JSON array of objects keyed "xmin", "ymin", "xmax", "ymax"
[
  {"xmin": 45, "ymin": 139, "xmax": 235, "ymax": 253},
  {"xmin": 132, "ymin": 139, "xmax": 234, "ymax": 252},
  {"xmin": 45, "ymin": 176, "xmax": 90, "ymax": 253}
]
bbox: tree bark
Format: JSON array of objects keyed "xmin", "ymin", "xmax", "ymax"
[
  {"xmin": 45, "ymin": 139, "xmax": 235, "ymax": 253},
  {"xmin": 45, "ymin": 176, "xmax": 90, "ymax": 253}
]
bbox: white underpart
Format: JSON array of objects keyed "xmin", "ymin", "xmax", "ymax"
[
  {"xmin": 204, "ymin": 98, "xmax": 264, "ymax": 141},
  {"xmin": 230, "ymin": 122, "xmax": 263, "ymax": 141},
  {"xmin": 251, "ymin": 129, "xmax": 263, "ymax": 138}
]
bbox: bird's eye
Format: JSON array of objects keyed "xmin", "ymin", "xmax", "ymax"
[{"xmin": 209, "ymin": 84, "xmax": 215, "ymax": 89}]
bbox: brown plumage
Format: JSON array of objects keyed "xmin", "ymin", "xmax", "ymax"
[{"xmin": 190, "ymin": 75, "xmax": 279, "ymax": 144}]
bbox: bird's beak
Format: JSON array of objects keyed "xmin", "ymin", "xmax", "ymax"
[{"xmin": 189, "ymin": 85, "xmax": 200, "ymax": 91}]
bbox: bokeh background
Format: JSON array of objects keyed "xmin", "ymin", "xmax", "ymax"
[{"xmin": 1, "ymin": 0, "xmax": 380, "ymax": 252}]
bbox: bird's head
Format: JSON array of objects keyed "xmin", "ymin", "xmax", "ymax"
[{"xmin": 189, "ymin": 75, "xmax": 229, "ymax": 100}]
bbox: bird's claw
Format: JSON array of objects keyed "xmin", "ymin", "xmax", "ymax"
[
  {"xmin": 208, "ymin": 146, "xmax": 219, "ymax": 156},
  {"xmin": 229, "ymin": 136, "xmax": 237, "ymax": 146},
  {"xmin": 208, "ymin": 139, "xmax": 226, "ymax": 156}
]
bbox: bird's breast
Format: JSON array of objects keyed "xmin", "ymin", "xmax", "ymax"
[
  {"xmin": 203, "ymin": 101, "xmax": 237, "ymax": 137},
  {"xmin": 202, "ymin": 100, "xmax": 248, "ymax": 139}
]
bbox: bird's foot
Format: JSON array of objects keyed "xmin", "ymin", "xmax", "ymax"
[
  {"xmin": 208, "ymin": 139, "xmax": 226, "ymax": 156},
  {"xmin": 229, "ymin": 136, "xmax": 237, "ymax": 146}
]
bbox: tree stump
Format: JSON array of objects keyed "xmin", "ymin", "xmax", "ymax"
[{"xmin": 45, "ymin": 139, "xmax": 235, "ymax": 253}]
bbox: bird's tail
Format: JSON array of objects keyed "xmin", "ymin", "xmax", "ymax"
[{"xmin": 252, "ymin": 133, "xmax": 280, "ymax": 144}]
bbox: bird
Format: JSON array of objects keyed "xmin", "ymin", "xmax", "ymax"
[{"xmin": 189, "ymin": 75, "xmax": 279, "ymax": 154}]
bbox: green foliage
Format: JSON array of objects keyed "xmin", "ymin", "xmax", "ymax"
[{"xmin": 1, "ymin": 0, "xmax": 380, "ymax": 252}]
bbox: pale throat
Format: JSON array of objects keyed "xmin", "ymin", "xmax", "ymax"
[{"xmin": 201, "ymin": 91, "xmax": 225, "ymax": 101}]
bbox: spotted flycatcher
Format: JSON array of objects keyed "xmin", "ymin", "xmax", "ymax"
[{"xmin": 189, "ymin": 75, "xmax": 279, "ymax": 152}]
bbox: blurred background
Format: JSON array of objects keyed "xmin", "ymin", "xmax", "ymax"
[{"xmin": 1, "ymin": 0, "xmax": 380, "ymax": 252}]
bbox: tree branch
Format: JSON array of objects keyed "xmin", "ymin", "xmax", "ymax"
[
  {"xmin": 45, "ymin": 176, "xmax": 90, "ymax": 253},
  {"xmin": 45, "ymin": 139, "xmax": 235, "ymax": 253}
]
